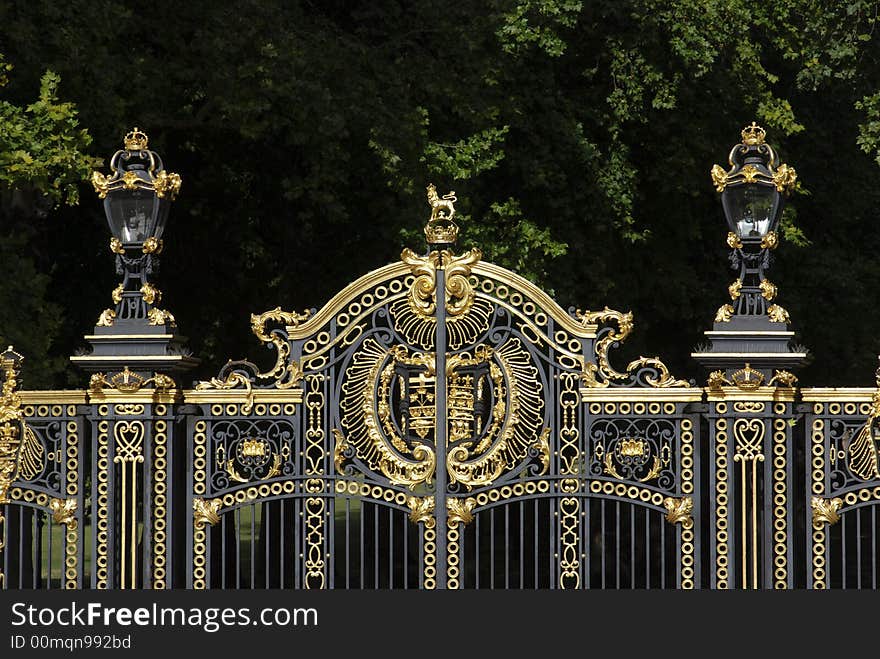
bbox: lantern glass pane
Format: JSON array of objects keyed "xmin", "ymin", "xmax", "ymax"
[
  {"xmin": 726, "ymin": 184, "xmax": 777, "ymax": 238},
  {"xmin": 107, "ymin": 190, "xmax": 157, "ymax": 243}
]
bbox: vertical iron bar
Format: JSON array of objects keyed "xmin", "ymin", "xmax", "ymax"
[
  {"xmin": 533, "ymin": 499, "xmax": 538, "ymax": 589},
  {"xmin": 374, "ymin": 503, "xmax": 379, "ymax": 588},
  {"xmin": 18, "ymin": 510, "xmax": 23, "ymax": 589},
  {"xmin": 280, "ymin": 500, "xmax": 285, "ymax": 588},
  {"xmin": 857, "ymin": 508, "xmax": 862, "ymax": 589},
  {"xmin": 434, "ymin": 264, "xmax": 448, "ymax": 589},
  {"xmin": 519, "ymin": 501, "xmax": 524, "ymax": 589},
  {"xmin": 870, "ymin": 506, "xmax": 877, "ymax": 590},
  {"xmin": 120, "ymin": 462, "xmax": 127, "ymax": 590},
  {"xmin": 250, "ymin": 504, "xmax": 255, "ymax": 589},
  {"xmin": 221, "ymin": 515, "xmax": 226, "ymax": 589},
  {"xmin": 475, "ymin": 513, "xmax": 480, "ymax": 589},
  {"xmin": 403, "ymin": 507, "xmax": 408, "ymax": 589},
  {"xmin": 490, "ymin": 507, "xmax": 495, "ymax": 589},
  {"xmin": 389, "ymin": 507, "xmax": 393, "ymax": 589},
  {"xmin": 345, "ymin": 498, "xmax": 350, "ymax": 589},
  {"xmin": 235, "ymin": 508, "xmax": 241, "ymax": 589},
  {"xmin": 359, "ymin": 500, "xmax": 364, "ymax": 589},
  {"xmin": 660, "ymin": 512, "xmax": 666, "ymax": 589},
  {"xmin": 32, "ymin": 512, "xmax": 37, "ymax": 589},
  {"xmin": 265, "ymin": 503, "xmax": 270, "ymax": 589},
  {"xmin": 751, "ymin": 457, "xmax": 758, "ymax": 590},
  {"xmin": 645, "ymin": 509, "xmax": 650, "ymax": 589},
  {"xmin": 505, "ymin": 504, "xmax": 509, "ymax": 588},
  {"xmin": 130, "ymin": 461, "xmax": 137, "ymax": 590},
  {"xmin": 47, "ymin": 515, "xmax": 52, "ymax": 590},
  {"xmin": 601, "ymin": 500, "xmax": 606, "ymax": 589},
  {"xmin": 615, "ymin": 501, "xmax": 620, "ymax": 589},
  {"xmin": 842, "ymin": 514, "xmax": 847, "ymax": 590},
  {"xmin": 630, "ymin": 505, "xmax": 635, "ymax": 589},
  {"xmin": 1, "ymin": 505, "xmax": 6, "ymax": 591},
  {"xmin": 293, "ymin": 499, "xmax": 300, "ymax": 589}
]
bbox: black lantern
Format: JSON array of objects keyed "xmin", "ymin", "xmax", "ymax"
[
  {"xmin": 693, "ymin": 123, "xmax": 807, "ymax": 383},
  {"xmin": 712, "ymin": 122, "xmax": 796, "ymax": 243},
  {"xmin": 92, "ymin": 127, "xmax": 180, "ymax": 249}
]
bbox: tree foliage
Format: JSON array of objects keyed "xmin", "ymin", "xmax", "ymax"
[{"xmin": 2, "ymin": 1, "xmax": 880, "ymax": 387}]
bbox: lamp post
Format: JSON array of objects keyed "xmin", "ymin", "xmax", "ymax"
[
  {"xmin": 693, "ymin": 123, "xmax": 807, "ymax": 384},
  {"xmin": 70, "ymin": 128, "xmax": 199, "ymax": 381}
]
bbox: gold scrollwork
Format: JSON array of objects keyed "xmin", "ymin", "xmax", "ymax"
[
  {"xmin": 811, "ymin": 496, "xmax": 843, "ymax": 526},
  {"xmin": 447, "ymin": 497, "xmax": 476, "ymax": 526},
  {"xmin": 0, "ymin": 348, "xmax": 25, "ymax": 505},
  {"xmin": 733, "ymin": 418, "xmax": 765, "ymax": 461},
  {"xmin": 391, "ymin": 250, "xmax": 491, "ymax": 350},
  {"xmin": 532, "ymin": 427, "xmax": 551, "ymax": 475},
  {"xmin": 49, "ymin": 498, "xmax": 77, "ymax": 529},
  {"xmin": 714, "ymin": 304, "xmax": 734, "ymax": 323},
  {"xmin": 142, "ymin": 237, "xmax": 163, "ymax": 254},
  {"xmin": 195, "ymin": 372, "xmax": 255, "ymax": 414},
  {"xmin": 759, "ymin": 279, "xmax": 777, "ymax": 301},
  {"xmin": 140, "ymin": 283, "xmax": 161, "ymax": 305},
  {"xmin": 407, "ymin": 496, "xmax": 435, "ymax": 525},
  {"xmin": 768, "ymin": 370, "xmax": 798, "ymax": 388},
  {"xmin": 733, "ymin": 401, "xmax": 765, "ymax": 413},
  {"xmin": 96, "ymin": 309, "xmax": 116, "ymax": 327},
  {"xmin": 577, "ymin": 307, "xmax": 687, "ymax": 388},
  {"xmin": 110, "ymin": 237, "xmax": 125, "ymax": 255},
  {"xmin": 726, "ymin": 232, "xmax": 743, "ymax": 249},
  {"xmin": 248, "ymin": 306, "xmax": 310, "ymax": 389},
  {"xmin": 226, "ymin": 453, "xmax": 281, "ymax": 483},
  {"xmin": 663, "ymin": 496, "xmax": 694, "ymax": 527},
  {"xmin": 728, "ymin": 280, "xmax": 742, "ymax": 301},
  {"xmin": 711, "ymin": 164, "xmax": 728, "ymax": 193},
  {"xmin": 333, "ymin": 429, "xmax": 349, "ymax": 475},
  {"xmin": 147, "ymin": 307, "xmax": 176, "ymax": 327},
  {"xmin": 603, "ymin": 438, "xmax": 662, "ymax": 483},
  {"xmin": 767, "ymin": 304, "xmax": 790, "ymax": 324},
  {"xmin": 193, "ymin": 497, "xmax": 221, "ymax": 529},
  {"xmin": 707, "ymin": 370, "xmax": 732, "ymax": 390},
  {"xmin": 111, "ymin": 283, "xmax": 124, "ymax": 304},
  {"xmin": 400, "ymin": 247, "xmax": 482, "ymax": 321},
  {"xmin": 761, "ymin": 231, "xmax": 779, "ymax": 250}
]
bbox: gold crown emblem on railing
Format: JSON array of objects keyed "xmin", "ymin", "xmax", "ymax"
[
  {"xmin": 741, "ymin": 122, "xmax": 766, "ymax": 146},
  {"xmin": 241, "ymin": 438, "xmax": 267, "ymax": 458},
  {"xmin": 731, "ymin": 363, "xmax": 764, "ymax": 390},
  {"xmin": 110, "ymin": 367, "xmax": 146, "ymax": 393},
  {"xmin": 620, "ymin": 438, "xmax": 646, "ymax": 457},
  {"xmin": 425, "ymin": 183, "xmax": 459, "ymax": 245},
  {"xmin": 124, "ymin": 127, "xmax": 149, "ymax": 151}
]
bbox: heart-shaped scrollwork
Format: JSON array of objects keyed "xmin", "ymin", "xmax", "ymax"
[
  {"xmin": 113, "ymin": 421, "xmax": 145, "ymax": 464},
  {"xmin": 733, "ymin": 418, "xmax": 764, "ymax": 462}
]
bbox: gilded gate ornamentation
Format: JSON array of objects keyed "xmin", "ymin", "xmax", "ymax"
[{"xmin": 21, "ymin": 185, "xmax": 862, "ymax": 591}]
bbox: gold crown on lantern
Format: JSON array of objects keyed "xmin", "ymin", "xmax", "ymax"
[
  {"xmin": 124, "ymin": 127, "xmax": 149, "ymax": 151},
  {"xmin": 741, "ymin": 122, "xmax": 766, "ymax": 146}
]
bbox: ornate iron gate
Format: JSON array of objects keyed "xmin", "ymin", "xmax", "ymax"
[
  {"xmin": 6, "ymin": 184, "xmax": 880, "ymax": 589},
  {"xmin": 181, "ymin": 187, "xmax": 697, "ymax": 589}
]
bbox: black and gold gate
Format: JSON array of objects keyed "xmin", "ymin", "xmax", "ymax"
[{"xmin": 182, "ymin": 187, "xmax": 697, "ymax": 589}]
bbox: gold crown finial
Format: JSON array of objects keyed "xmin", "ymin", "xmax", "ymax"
[
  {"xmin": 741, "ymin": 122, "xmax": 766, "ymax": 146},
  {"xmin": 124, "ymin": 127, "xmax": 149, "ymax": 151},
  {"xmin": 425, "ymin": 183, "xmax": 459, "ymax": 245}
]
